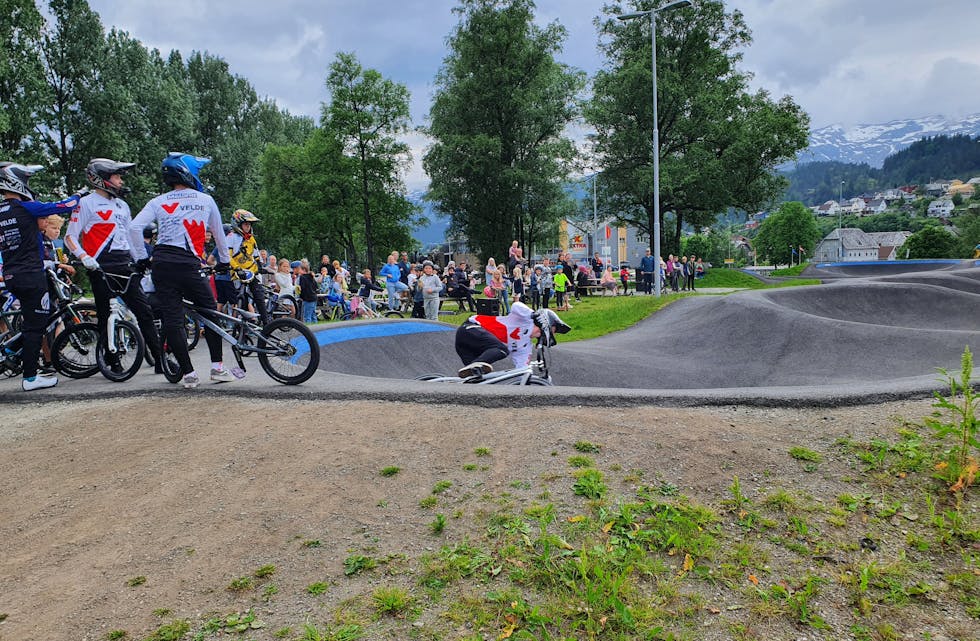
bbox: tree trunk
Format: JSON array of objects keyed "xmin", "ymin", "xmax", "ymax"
[{"xmin": 358, "ymin": 142, "xmax": 374, "ymax": 270}]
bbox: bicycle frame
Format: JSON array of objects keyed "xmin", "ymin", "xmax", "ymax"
[
  {"xmin": 184, "ymin": 302, "xmax": 288, "ymax": 358},
  {"xmin": 421, "ymin": 321, "xmax": 553, "ymax": 385}
]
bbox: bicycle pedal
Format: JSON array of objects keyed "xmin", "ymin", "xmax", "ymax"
[{"xmin": 230, "ymin": 366, "xmax": 246, "ymax": 379}]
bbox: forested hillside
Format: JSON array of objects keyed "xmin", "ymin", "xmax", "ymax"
[{"xmin": 782, "ymin": 135, "xmax": 980, "ymax": 204}]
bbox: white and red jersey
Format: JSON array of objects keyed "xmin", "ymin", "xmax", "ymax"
[
  {"xmin": 66, "ymin": 192, "xmax": 138, "ymax": 260},
  {"xmin": 129, "ymin": 188, "xmax": 229, "ymax": 263},
  {"xmin": 468, "ymin": 313, "xmax": 534, "ymax": 366}
]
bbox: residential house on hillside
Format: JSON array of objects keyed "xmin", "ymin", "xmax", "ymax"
[
  {"xmin": 927, "ymin": 199, "xmax": 955, "ymax": 217},
  {"xmin": 815, "ymin": 201, "xmax": 840, "ymax": 216},
  {"xmin": 867, "ymin": 231, "xmax": 912, "ymax": 260},
  {"xmin": 844, "ymin": 198, "xmax": 866, "ymax": 215},
  {"xmin": 863, "ymin": 199, "xmax": 888, "ymax": 215},
  {"xmin": 924, "ymin": 181, "xmax": 951, "ymax": 196},
  {"xmin": 947, "ymin": 180, "xmax": 975, "ymax": 197},
  {"xmin": 813, "ymin": 228, "xmax": 895, "ymax": 262}
]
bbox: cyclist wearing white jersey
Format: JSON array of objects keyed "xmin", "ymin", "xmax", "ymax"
[
  {"xmin": 454, "ymin": 301, "xmax": 569, "ymax": 378},
  {"xmin": 129, "ymin": 153, "xmax": 237, "ymax": 389},
  {"xmin": 65, "ymin": 158, "xmax": 162, "ymax": 372}
]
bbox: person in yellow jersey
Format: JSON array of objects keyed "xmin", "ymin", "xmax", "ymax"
[{"xmin": 225, "ymin": 208, "xmax": 270, "ymax": 324}]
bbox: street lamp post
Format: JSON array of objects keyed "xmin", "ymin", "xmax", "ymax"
[
  {"xmin": 618, "ymin": 0, "xmax": 693, "ymax": 297},
  {"xmin": 838, "ymin": 179, "xmax": 845, "ymax": 260}
]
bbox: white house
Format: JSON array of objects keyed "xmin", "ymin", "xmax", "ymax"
[
  {"xmin": 863, "ymin": 199, "xmax": 888, "ymax": 215},
  {"xmin": 816, "ymin": 201, "xmax": 840, "ymax": 216},
  {"xmin": 927, "ymin": 199, "xmax": 955, "ymax": 218},
  {"xmin": 845, "ymin": 198, "xmax": 866, "ymax": 215},
  {"xmin": 813, "ymin": 228, "xmax": 883, "ymax": 262}
]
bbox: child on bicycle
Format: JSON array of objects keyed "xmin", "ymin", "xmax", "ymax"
[{"xmin": 454, "ymin": 301, "xmax": 570, "ymax": 378}]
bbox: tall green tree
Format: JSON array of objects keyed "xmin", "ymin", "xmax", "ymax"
[
  {"xmin": 424, "ymin": 0, "xmax": 584, "ymax": 262},
  {"xmin": 0, "ymin": 0, "xmax": 46, "ymax": 157},
  {"xmin": 259, "ymin": 129, "xmax": 358, "ymax": 261},
  {"xmin": 903, "ymin": 226, "xmax": 962, "ymax": 259},
  {"xmin": 37, "ymin": 0, "xmax": 105, "ymax": 191},
  {"xmin": 753, "ymin": 201, "xmax": 819, "ymax": 265},
  {"xmin": 585, "ymin": 0, "xmax": 809, "ymax": 256},
  {"xmin": 323, "ymin": 52, "xmax": 416, "ymax": 269}
]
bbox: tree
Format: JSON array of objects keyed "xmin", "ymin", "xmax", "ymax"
[
  {"xmin": 754, "ymin": 202, "xmax": 819, "ymax": 265},
  {"xmin": 585, "ymin": 0, "xmax": 809, "ymax": 256},
  {"xmin": 0, "ymin": 0, "xmax": 46, "ymax": 158},
  {"xmin": 37, "ymin": 0, "xmax": 105, "ymax": 191},
  {"xmin": 902, "ymin": 226, "xmax": 961, "ymax": 259},
  {"xmin": 424, "ymin": 0, "xmax": 584, "ymax": 262},
  {"xmin": 324, "ymin": 52, "xmax": 416, "ymax": 269}
]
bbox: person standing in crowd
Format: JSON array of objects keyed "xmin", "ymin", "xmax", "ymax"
[
  {"xmin": 538, "ymin": 257, "xmax": 554, "ymax": 309},
  {"xmin": 553, "ymin": 265, "xmax": 570, "ymax": 311},
  {"xmin": 639, "ymin": 248, "xmax": 656, "ymax": 294},
  {"xmin": 619, "ymin": 264, "xmax": 630, "ymax": 294},
  {"xmin": 590, "ymin": 251, "xmax": 603, "ymax": 280},
  {"xmin": 687, "ymin": 254, "xmax": 697, "ymax": 291},
  {"xmin": 379, "ymin": 252, "xmax": 408, "ymax": 311},
  {"xmin": 679, "ymin": 255, "xmax": 689, "ymax": 291},
  {"xmin": 529, "ymin": 265, "xmax": 541, "ymax": 310},
  {"xmin": 296, "ymin": 261, "xmax": 318, "ymax": 323},
  {"xmin": 511, "ymin": 264, "xmax": 525, "ymax": 302},
  {"xmin": 665, "ymin": 254, "xmax": 676, "ymax": 292},
  {"xmin": 397, "ymin": 251, "xmax": 411, "ymax": 286},
  {"xmin": 419, "ymin": 260, "xmax": 442, "ymax": 320}
]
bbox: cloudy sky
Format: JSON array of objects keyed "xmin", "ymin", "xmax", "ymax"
[{"xmin": 87, "ymin": 0, "xmax": 980, "ymax": 190}]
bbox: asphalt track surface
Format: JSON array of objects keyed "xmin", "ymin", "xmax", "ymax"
[{"xmin": 1, "ymin": 260, "xmax": 977, "ymax": 407}]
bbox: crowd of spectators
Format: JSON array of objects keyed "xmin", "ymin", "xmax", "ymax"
[{"xmin": 206, "ymin": 233, "xmax": 708, "ymax": 324}]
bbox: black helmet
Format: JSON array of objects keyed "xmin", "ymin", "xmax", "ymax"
[
  {"xmin": 86, "ymin": 158, "xmax": 136, "ymax": 198},
  {"xmin": 142, "ymin": 222, "xmax": 157, "ymax": 240},
  {"xmin": 222, "ymin": 223, "xmax": 233, "ymax": 236},
  {"xmin": 0, "ymin": 161, "xmax": 43, "ymax": 200},
  {"xmin": 161, "ymin": 152, "xmax": 210, "ymax": 192}
]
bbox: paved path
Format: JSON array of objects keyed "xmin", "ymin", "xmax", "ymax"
[{"xmin": 1, "ymin": 262, "xmax": 977, "ymax": 407}]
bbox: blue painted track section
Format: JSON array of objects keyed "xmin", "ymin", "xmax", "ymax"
[{"xmin": 311, "ymin": 322, "xmax": 452, "ymax": 347}]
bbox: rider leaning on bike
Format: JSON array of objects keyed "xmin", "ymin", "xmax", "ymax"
[
  {"xmin": 454, "ymin": 301, "xmax": 570, "ymax": 378},
  {"xmin": 217, "ymin": 208, "xmax": 271, "ymax": 324},
  {"xmin": 0, "ymin": 161, "xmax": 85, "ymax": 390},
  {"xmin": 129, "ymin": 152, "xmax": 238, "ymax": 389},
  {"xmin": 65, "ymin": 158, "xmax": 163, "ymax": 373}
]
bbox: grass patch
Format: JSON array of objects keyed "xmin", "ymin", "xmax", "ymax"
[
  {"xmin": 125, "ymin": 576, "xmax": 146, "ymax": 587},
  {"xmin": 227, "ymin": 576, "xmax": 253, "ymax": 592},
  {"xmin": 372, "ymin": 586, "xmax": 413, "ymax": 615},
  {"xmin": 432, "ymin": 480, "xmax": 453, "ymax": 494},
  {"xmin": 254, "ymin": 564, "xmax": 276, "ymax": 578},
  {"xmin": 568, "ymin": 455, "xmax": 594, "ymax": 468},
  {"xmin": 306, "ymin": 581, "xmax": 329, "ymax": 595},
  {"xmin": 344, "ymin": 554, "xmax": 377, "ymax": 576},
  {"xmin": 789, "ymin": 446, "xmax": 822, "ymax": 462},
  {"xmin": 574, "ymin": 440, "xmax": 601, "ymax": 453},
  {"xmin": 379, "ymin": 466, "xmax": 401, "ymax": 477},
  {"xmin": 770, "ymin": 263, "xmax": 809, "ymax": 277}
]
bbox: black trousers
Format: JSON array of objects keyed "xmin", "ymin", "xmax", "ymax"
[
  {"xmin": 7, "ymin": 274, "xmax": 48, "ymax": 379},
  {"xmin": 152, "ymin": 261, "xmax": 223, "ymax": 374},
  {"xmin": 90, "ymin": 263, "xmax": 161, "ymax": 362},
  {"xmin": 642, "ymin": 272, "xmax": 653, "ymax": 293},
  {"xmin": 455, "ymin": 322, "xmax": 508, "ymax": 366}
]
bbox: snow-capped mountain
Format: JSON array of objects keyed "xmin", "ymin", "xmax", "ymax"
[{"xmin": 801, "ymin": 113, "xmax": 980, "ymax": 168}]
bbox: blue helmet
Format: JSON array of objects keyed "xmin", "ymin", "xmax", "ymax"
[{"xmin": 161, "ymin": 152, "xmax": 210, "ymax": 192}]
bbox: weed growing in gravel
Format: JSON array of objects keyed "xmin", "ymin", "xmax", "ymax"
[
  {"xmin": 344, "ymin": 554, "xmax": 377, "ymax": 576},
  {"xmin": 572, "ymin": 468, "xmax": 607, "ymax": 499},
  {"xmin": 105, "ymin": 631, "xmax": 127, "ymax": 640},
  {"xmin": 474, "ymin": 447, "xmax": 491, "ymax": 457},
  {"xmin": 226, "ymin": 576, "xmax": 252, "ymax": 592},
  {"xmin": 789, "ymin": 446, "xmax": 822, "ymax": 462},
  {"xmin": 254, "ymin": 564, "xmax": 275, "ymax": 578},
  {"xmin": 143, "ymin": 619, "xmax": 189, "ymax": 641},
  {"xmin": 429, "ymin": 513, "xmax": 447, "ymax": 534},
  {"xmin": 432, "ymin": 480, "xmax": 452, "ymax": 494},
  {"xmin": 574, "ymin": 440, "xmax": 601, "ymax": 453},
  {"xmin": 928, "ymin": 346, "xmax": 979, "ymax": 494},
  {"xmin": 568, "ymin": 455, "xmax": 594, "ymax": 468},
  {"xmin": 379, "ymin": 466, "xmax": 400, "ymax": 477},
  {"xmin": 126, "ymin": 575, "xmax": 146, "ymax": 587},
  {"xmin": 372, "ymin": 586, "xmax": 412, "ymax": 615},
  {"xmin": 419, "ymin": 496, "xmax": 438, "ymax": 509},
  {"xmin": 306, "ymin": 582, "xmax": 328, "ymax": 595}
]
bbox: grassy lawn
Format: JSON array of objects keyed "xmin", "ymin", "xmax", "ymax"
[
  {"xmin": 770, "ymin": 263, "xmax": 810, "ymax": 277},
  {"xmin": 699, "ymin": 269, "xmax": 819, "ymax": 289}
]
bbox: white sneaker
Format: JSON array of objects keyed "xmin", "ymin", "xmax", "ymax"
[
  {"xmin": 210, "ymin": 367, "xmax": 235, "ymax": 383},
  {"xmin": 458, "ymin": 362, "xmax": 493, "ymax": 378},
  {"xmin": 22, "ymin": 374, "xmax": 58, "ymax": 391},
  {"xmin": 181, "ymin": 372, "xmax": 200, "ymax": 389}
]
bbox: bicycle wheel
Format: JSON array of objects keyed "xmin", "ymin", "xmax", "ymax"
[
  {"xmin": 159, "ymin": 336, "xmax": 183, "ymax": 384},
  {"xmin": 51, "ymin": 322, "xmax": 100, "ymax": 378},
  {"xmin": 414, "ymin": 374, "xmax": 445, "ymax": 381},
  {"xmin": 257, "ymin": 317, "xmax": 320, "ymax": 384},
  {"xmin": 185, "ymin": 314, "xmax": 201, "ymax": 350},
  {"xmin": 96, "ymin": 320, "xmax": 145, "ymax": 382},
  {"xmin": 383, "ymin": 310, "xmax": 403, "ymax": 318},
  {"xmin": 508, "ymin": 375, "xmax": 552, "ymax": 386}
]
